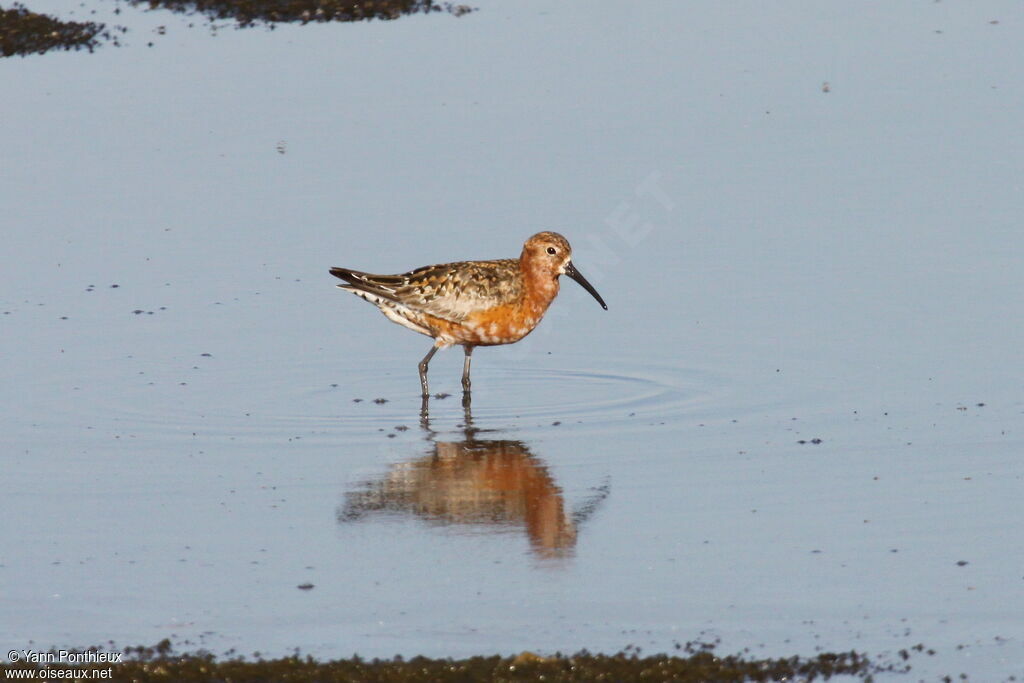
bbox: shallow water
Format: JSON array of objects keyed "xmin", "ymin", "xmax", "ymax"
[{"xmin": 4, "ymin": 0, "xmax": 1024, "ymax": 679}]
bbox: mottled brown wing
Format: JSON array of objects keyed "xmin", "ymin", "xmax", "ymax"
[{"xmin": 330, "ymin": 259, "xmax": 522, "ymax": 323}]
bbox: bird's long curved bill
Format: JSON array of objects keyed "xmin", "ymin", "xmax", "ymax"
[{"xmin": 565, "ymin": 261, "xmax": 608, "ymax": 310}]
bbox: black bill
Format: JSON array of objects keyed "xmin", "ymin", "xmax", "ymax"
[{"xmin": 564, "ymin": 261, "xmax": 608, "ymax": 310}]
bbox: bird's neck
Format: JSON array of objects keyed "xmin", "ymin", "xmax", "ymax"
[{"xmin": 520, "ymin": 255, "xmax": 560, "ymax": 313}]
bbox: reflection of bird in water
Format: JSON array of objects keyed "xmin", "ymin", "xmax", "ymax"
[{"xmin": 339, "ymin": 402, "xmax": 609, "ymax": 560}]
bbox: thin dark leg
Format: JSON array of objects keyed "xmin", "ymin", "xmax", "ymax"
[
  {"xmin": 418, "ymin": 345, "xmax": 438, "ymax": 398},
  {"xmin": 419, "ymin": 394, "xmax": 432, "ymax": 432},
  {"xmin": 461, "ymin": 390, "xmax": 474, "ymax": 431},
  {"xmin": 461, "ymin": 345, "xmax": 474, "ymax": 393}
]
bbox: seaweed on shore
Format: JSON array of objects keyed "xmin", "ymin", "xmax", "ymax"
[
  {"xmin": 0, "ymin": 638, "xmax": 924, "ymax": 682},
  {"xmin": 0, "ymin": 2, "xmax": 122, "ymax": 57},
  {"xmin": 128, "ymin": 0, "xmax": 474, "ymax": 28},
  {"xmin": 1, "ymin": 0, "xmax": 471, "ymax": 58}
]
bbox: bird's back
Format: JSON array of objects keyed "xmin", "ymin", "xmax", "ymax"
[{"xmin": 331, "ymin": 258, "xmax": 524, "ymax": 325}]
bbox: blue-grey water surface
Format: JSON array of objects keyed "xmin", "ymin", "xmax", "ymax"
[{"xmin": 3, "ymin": 1, "xmax": 1023, "ymax": 679}]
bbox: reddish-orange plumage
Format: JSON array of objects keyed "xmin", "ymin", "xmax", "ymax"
[{"xmin": 330, "ymin": 232, "xmax": 607, "ymax": 396}]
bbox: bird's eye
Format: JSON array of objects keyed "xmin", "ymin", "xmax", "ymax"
[{"xmin": 546, "ymin": 247, "xmax": 557, "ymax": 255}]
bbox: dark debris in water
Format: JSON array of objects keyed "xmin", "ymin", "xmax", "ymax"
[
  {"xmin": 0, "ymin": 3, "xmax": 123, "ymax": 57},
  {"xmin": 0, "ymin": 639, "xmax": 918, "ymax": 682},
  {"xmin": 3, "ymin": 0, "xmax": 472, "ymax": 58},
  {"xmin": 127, "ymin": 0, "xmax": 474, "ymax": 28}
]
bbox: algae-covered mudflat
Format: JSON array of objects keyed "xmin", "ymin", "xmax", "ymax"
[
  {"xmin": 0, "ymin": 0, "xmax": 469, "ymax": 57},
  {"xmin": 2, "ymin": 1, "xmax": 1023, "ymax": 681},
  {"xmin": 0, "ymin": 640, "xmax": 921, "ymax": 681}
]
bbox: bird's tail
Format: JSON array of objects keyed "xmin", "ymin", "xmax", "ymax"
[
  {"xmin": 329, "ymin": 267, "xmax": 402, "ymax": 299},
  {"xmin": 329, "ymin": 267, "xmax": 361, "ymax": 286}
]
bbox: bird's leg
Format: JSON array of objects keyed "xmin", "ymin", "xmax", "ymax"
[
  {"xmin": 461, "ymin": 345, "xmax": 474, "ymax": 394},
  {"xmin": 461, "ymin": 389, "xmax": 474, "ymax": 433},
  {"xmin": 419, "ymin": 394, "xmax": 432, "ymax": 432},
  {"xmin": 418, "ymin": 345, "xmax": 438, "ymax": 398}
]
